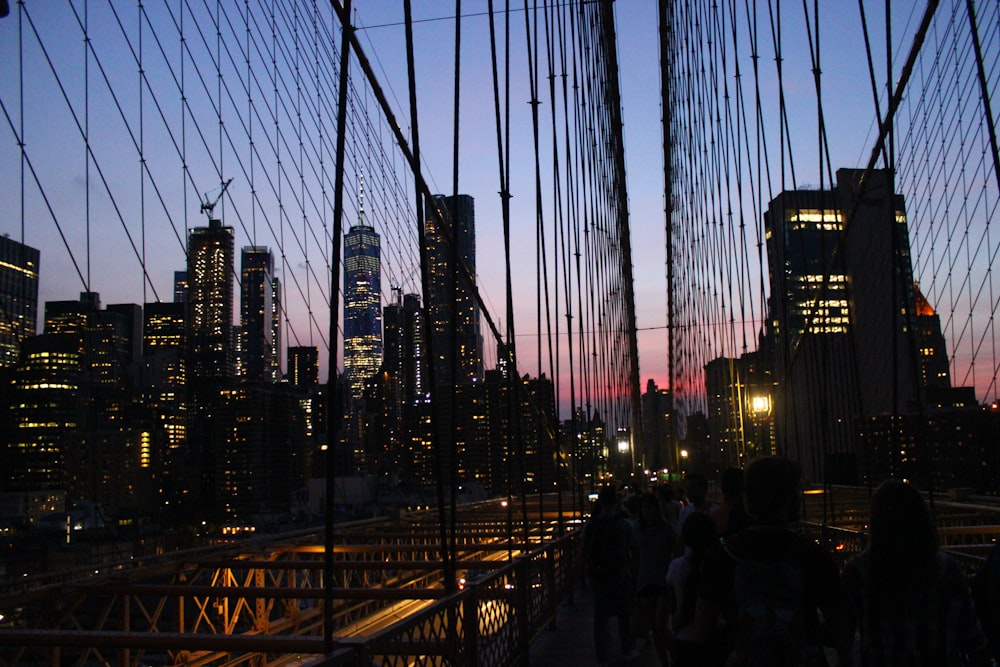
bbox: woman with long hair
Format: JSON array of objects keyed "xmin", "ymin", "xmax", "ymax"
[{"xmin": 842, "ymin": 479, "xmax": 988, "ymax": 665}]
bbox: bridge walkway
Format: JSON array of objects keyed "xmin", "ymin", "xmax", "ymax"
[{"xmin": 529, "ymin": 581, "xmax": 662, "ymax": 667}]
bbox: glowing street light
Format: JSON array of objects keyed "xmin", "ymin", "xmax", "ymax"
[
  {"xmin": 750, "ymin": 394, "xmax": 772, "ymax": 416},
  {"xmin": 617, "ymin": 436, "xmax": 629, "ymax": 454}
]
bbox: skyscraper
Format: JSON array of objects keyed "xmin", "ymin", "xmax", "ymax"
[
  {"xmin": 187, "ymin": 219, "xmax": 235, "ymax": 381},
  {"xmin": 423, "ymin": 194, "xmax": 482, "ymax": 387},
  {"xmin": 343, "ymin": 186, "xmax": 382, "ymax": 404},
  {"xmin": 240, "ymin": 246, "xmax": 276, "ymax": 383},
  {"xmin": 765, "ymin": 186, "xmax": 857, "ymax": 482},
  {"xmin": 0, "ymin": 236, "xmax": 39, "ymax": 369},
  {"xmin": 764, "ymin": 168, "xmax": 919, "ymax": 483},
  {"xmin": 186, "ymin": 218, "xmax": 235, "ymax": 515}
]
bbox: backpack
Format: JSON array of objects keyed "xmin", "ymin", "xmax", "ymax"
[
  {"xmin": 584, "ymin": 513, "xmax": 624, "ymax": 578},
  {"xmin": 724, "ymin": 536, "xmax": 821, "ymax": 667}
]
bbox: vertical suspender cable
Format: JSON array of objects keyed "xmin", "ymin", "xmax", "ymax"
[
  {"xmin": 443, "ymin": 0, "xmax": 462, "ymax": 592},
  {"xmin": 325, "ymin": 0, "xmax": 352, "ymax": 651},
  {"xmin": 489, "ymin": 0, "xmax": 515, "ymax": 553},
  {"xmin": 599, "ymin": 0, "xmax": 642, "ymax": 472},
  {"xmin": 139, "ymin": 0, "xmax": 147, "ymax": 305},
  {"xmin": 658, "ymin": 0, "xmax": 673, "ymax": 477},
  {"xmin": 85, "ymin": 0, "xmax": 91, "ymax": 290},
  {"xmin": 401, "ymin": 0, "xmax": 452, "ymax": 597}
]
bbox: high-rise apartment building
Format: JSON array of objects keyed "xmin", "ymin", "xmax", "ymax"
[
  {"xmin": 187, "ymin": 219, "xmax": 235, "ymax": 381},
  {"xmin": 423, "ymin": 194, "xmax": 482, "ymax": 387},
  {"xmin": 343, "ymin": 191, "xmax": 382, "ymax": 404},
  {"xmin": 0, "ymin": 236, "xmax": 39, "ymax": 369},
  {"xmin": 186, "ymin": 218, "xmax": 235, "ymax": 515},
  {"xmin": 239, "ymin": 246, "xmax": 276, "ymax": 383}
]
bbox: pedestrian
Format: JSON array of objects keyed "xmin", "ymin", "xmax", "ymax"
[
  {"xmin": 694, "ymin": 456, "xmax": 852, "ymax": 666},
  {"xmin": 843, "ymin": 479, "xmax": 989, "ymax": 666},
  {"xmin": 635, "ymin": 491, "xmax": 676, "ymax": 665},
  {"xmin": 582, "ymin": 484, "xmax": 642, "ymax": 666},
  {"xmin": 665, "ymin": 510, "xmax": 716, "ymax": 666}
]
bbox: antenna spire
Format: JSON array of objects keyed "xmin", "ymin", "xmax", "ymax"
[{"xmin": 358, "ymin": 170, "xmax": 366, "ymax": 226}]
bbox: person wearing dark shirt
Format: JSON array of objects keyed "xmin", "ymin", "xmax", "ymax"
[{"xmin": 693, "ymin": 456, "xmax": 851, "ymax": 666}]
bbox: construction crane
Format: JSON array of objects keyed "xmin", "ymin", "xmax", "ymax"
[{"xmin": 200, "ymin": 178, "xmax": 233, "ymax": 220}]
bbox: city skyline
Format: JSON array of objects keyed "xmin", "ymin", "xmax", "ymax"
[{"xmin": 1, "ymin": 2, "xmax": 997, "ymax": 418}]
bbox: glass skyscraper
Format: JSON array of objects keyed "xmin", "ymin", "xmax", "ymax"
[{"xmin": 343, "ymin": 191, "xmax": 382, "ymax": 404}]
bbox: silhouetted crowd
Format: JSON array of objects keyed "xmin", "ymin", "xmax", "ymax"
[{"xmin": 580, "ymin": 456, "xmax": 1000, "ymax": 667}]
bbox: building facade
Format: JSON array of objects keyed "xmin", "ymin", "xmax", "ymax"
[
  {"xmin": 765, "ymin": 169, "xmax": 919, "ymax": 484},
  {"xmin": 239, "ymin": 246, "xmax": 276, "ymax": 383},
  {"xmin": 423, "ymin": 194, "xmax": 482, "ymax": 387},
  {"xmin": 0, "ymin": 236, "xmax": 39, "ymax": 369}
]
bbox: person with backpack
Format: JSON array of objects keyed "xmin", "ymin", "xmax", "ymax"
[
  {"xmin": 693, "ymin": 456, "xmax": 851, "ymax": 667},
  {"xmin": 582, "ymin": 484, "xmax": 641, "ymax": 665},
  {"xmin": 843, "ymin": 480, "xmax": 989, "ymax": 666}
]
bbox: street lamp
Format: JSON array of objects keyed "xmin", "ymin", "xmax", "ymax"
[{"xmin": 750, "ymin": 394, "xmax": 772, "ymax": 416}]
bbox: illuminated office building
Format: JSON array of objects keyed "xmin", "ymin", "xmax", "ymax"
[
  {"xmin": 765, "ymin": 168, "xmax": 918, "ymax": 483},
  {"xmin": 343, "ymin": 187, "xmax": 382, "ymax": 405},
  {"xmin": 0, "ymin": 236, "xmax": 39, "ymax": 369},
  {"xmin": 44, "ymin": 293, "xmax": 139, "ymax": 388},
  {"xmin": 6, "ymin": 334, "xmax": 83, "ymax": 492}
]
